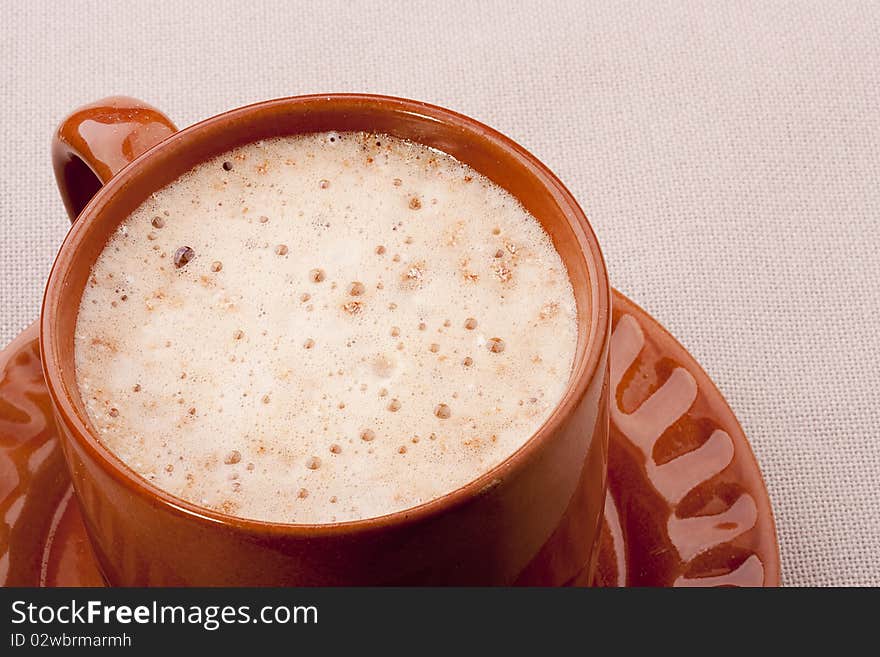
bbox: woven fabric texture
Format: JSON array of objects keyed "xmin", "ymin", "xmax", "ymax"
[{"xmin": 1, "ymin": 1, "xmax": 878, "ymax": 586}]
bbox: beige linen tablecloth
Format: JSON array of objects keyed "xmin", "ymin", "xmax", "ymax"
[{"xmin": 1, "ymin": 1, "xmax": 877, "ymax": 586}]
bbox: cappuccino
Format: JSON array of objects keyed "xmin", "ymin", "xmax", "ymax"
[{"xmin": 74, "ymin": 132, "xmax": 578, "ymax": 523}]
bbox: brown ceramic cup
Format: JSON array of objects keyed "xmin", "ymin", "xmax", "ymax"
[{"xmin": 42, "ymin": 95, "xmax": 611, "ymax": 585}]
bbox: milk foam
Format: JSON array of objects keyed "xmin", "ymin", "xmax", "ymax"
[{"xmin": 74, "ymin": 132, "xmax": 578, "ymax": 523}]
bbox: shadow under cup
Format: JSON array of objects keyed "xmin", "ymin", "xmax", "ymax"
[{"xmin": 41, "ymin": 95, "xmax": 611, "ymax": 585}]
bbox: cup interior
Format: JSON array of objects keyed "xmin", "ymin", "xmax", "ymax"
[{"xmin": 41, "ymin": 94, "xmax": 609, "ymax": 529}]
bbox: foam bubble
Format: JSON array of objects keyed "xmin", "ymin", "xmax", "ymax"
[
  {"xmin": 487, "ymin": 337, "xmax": 506, "ymax": 353},
  {"xmin": 173, "ymin": 246, "xmax": 195, "ymax": 268}
]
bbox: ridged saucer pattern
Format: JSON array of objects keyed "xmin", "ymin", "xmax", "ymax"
[
  {"xmin": 0, "ymin": 290, "xmax": 779, "ymax": 586},
  {"xmin": 593, "ymin": 292, "xmax": 779, "ymax": 586}
]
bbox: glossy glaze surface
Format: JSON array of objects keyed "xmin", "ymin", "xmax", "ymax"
[
  {"xmin": 0, "ymin": 291, "xmax": 779, "ymax": 586},
  {"xmin": 592, "ymin": 293, "xmax": 779, "ymax": 586},
  {"xmin": 0, "ymin": 322, "xmax": 102, "ymax": 585},
  {"xmin": 52, "ymin": 96, "xmax": 177, "ymax": 221}
]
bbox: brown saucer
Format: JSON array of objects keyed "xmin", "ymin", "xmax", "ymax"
[{"xmin": 0, "ymin": 290, "xmax": 779, "ymax": 587}]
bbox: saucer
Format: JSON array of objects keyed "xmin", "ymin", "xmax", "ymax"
[{"xmin": 0, "ymin": 290, "xmax": 779, "ymax": 586}]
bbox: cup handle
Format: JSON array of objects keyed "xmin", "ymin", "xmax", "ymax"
[{"xmin": 51, "ymin": 96, "xmax": 178, "ymax": 223}]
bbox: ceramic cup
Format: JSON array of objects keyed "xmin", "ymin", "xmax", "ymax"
[{"xmin": 42, "ymin": 95, "xmax": 611, "ymax": 585}]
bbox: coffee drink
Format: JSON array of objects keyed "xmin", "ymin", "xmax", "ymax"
[{"xmin": 74, "ymin": 132, "xmax": 578, "ymax": 524}]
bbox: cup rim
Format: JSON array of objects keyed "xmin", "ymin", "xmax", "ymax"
[{"xmin": 40, "ymin": 93, "xmax": 611, "ymax": 538}]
